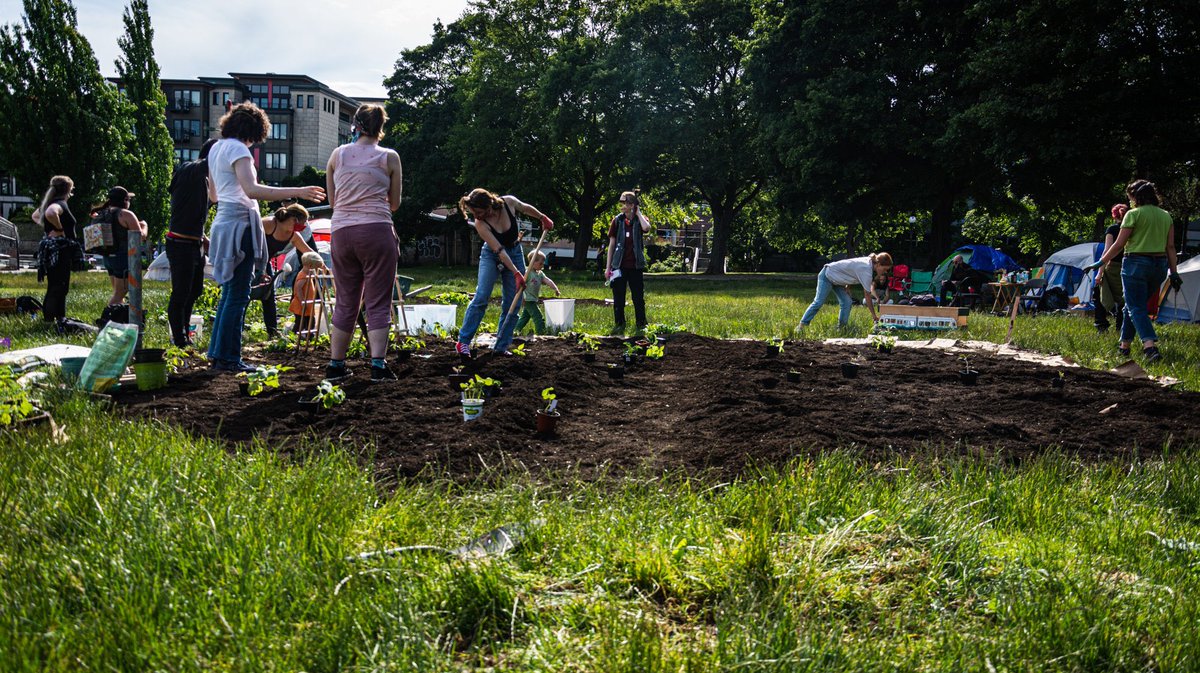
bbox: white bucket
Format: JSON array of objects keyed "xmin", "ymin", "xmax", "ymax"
[
  {"xmin": 188, "ymin": 314, "xmax": 203, "ymax": 341},
  {"xmin": 542, "ymin": 298, "xmax": 575, "ymax": 333},
  {"xmin": 461, "ymin": 398, "xmax": 485, "ymax": 422},
  {"xmin": 400, "ymin": 304, "xmax": 458, "ymax": 335}
]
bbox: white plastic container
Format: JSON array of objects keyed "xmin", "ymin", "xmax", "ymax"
[
  {"xmin": 461, "ymin": 398, "xmax": 484, "ymax": 422},
  {"xmin": 188, "ymin": 314, "xmax": 203, "ymax": 341},
  {"xmin": 542, "ymin": 298, "xmax": 575, "ymax": 333},
  {"xmin": 400, "ymin": 304, "xmax": 458, "ymax": 335}
]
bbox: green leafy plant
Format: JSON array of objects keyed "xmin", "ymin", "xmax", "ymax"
[
  {"xmin": 430, "ymin": 291, "xmax": 470, "ymax": 306},
  {"xmin": 540, "ymin": 387, "xmax": 558, "ymax": 414},
  {"xmin": 645, "ymin": 344, "xmax": 665, "ymax": 360},
  {"xmin": 958, "ymin": 354, "xmax": 973, "ymax": 372},
  {"xmin": 579, "ymin": 334, "xmax": 601, "ymax": 353},
  {"xmin": 870, "ymin": 334, "xmax": 897, "ymax": 353},
  {"xmin": 768, "ymin": 338, "xmax": 785, "ymax": 353},
  {"xmin": 399, "ymin": 336, "xmax": 426, "ymax": 352},
  {"xmin": 623, "ymin": 341, "xmax": 640, "ymax": 357},
  {"xmin": 265, "ymin": 332, "xmax": 298, "ymax": 353},
  {"xmin": 311, "ymin": 380, "xmax": 346, "ymax": 409},
  {"xmin": 644, "ymin": 322, "xmax": 686, "ymax": 337},
  {"xmin": 460, "ymin": 374, "xmax": 500, "ymax": 400},
  {"xmin": 315, "ymin": 333, "xmax": 331, "ymax": 349},
  {"xmin": 346, "ymin": 338, "xmax": 367, "ymax": 359},
  {"xmin": 163, "ymin": 345, "xmax": 189, "ymax": 373},
  {"xmin": 509, "ymin": 343, "xmax": 527, "ymax": 357},
  {"xmin": 237, "ymin": 365, "xmax": 293, "ymax": 397},
  {"xmin": 0, "ymin": 367, "xmax": 36, "ymax": 426}
]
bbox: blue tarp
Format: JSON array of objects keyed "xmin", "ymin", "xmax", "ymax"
[{"xmin": 930, "ymin": 245, "xmax": 1024, "ymax": 298}]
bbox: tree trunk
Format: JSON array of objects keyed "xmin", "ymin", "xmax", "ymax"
[
  {"xmin": 927, "ymin": 199, "xmax": 954, "ymax": 268},
  {"xmin": 705, "ymin": 202, "xmax": 732, "ymax": 275},
  {"xmin": 571, "ymin": 199, "xmax": 599, "ymax": 270}
]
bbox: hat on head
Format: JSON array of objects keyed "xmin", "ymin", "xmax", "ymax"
[{"xmin": 108, "ymin": 186, "xmax": 134, "ymax": 203}]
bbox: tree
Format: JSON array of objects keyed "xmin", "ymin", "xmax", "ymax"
[
  {"xmin": 115, "ymin": 0, "xmax": 173, "ymax": 241},
  {"xmin": 620, "ymin": 0, "xmax": 765, "ymax": 275},
  {"xmin": 0, "ymin": 0, "xmax": 131, "ymax": 216}
]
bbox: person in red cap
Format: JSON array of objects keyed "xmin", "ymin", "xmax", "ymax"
[
  {"xmin": 1093, "ymin": 203, "xmax": 1128, "ymax": 332},
  {"xmin": 91, "ymin": 186, "xmax": 148, "ymax": 306}
]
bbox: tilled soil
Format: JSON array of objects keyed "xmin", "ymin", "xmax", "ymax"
[{"xmin": 115, "ymin": 334, "xmax": 1200, "ymax": 481}]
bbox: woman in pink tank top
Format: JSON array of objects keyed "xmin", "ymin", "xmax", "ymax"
[{"xmin": 324, "ymin": 104, "xmax": 404, "ymax": 383}]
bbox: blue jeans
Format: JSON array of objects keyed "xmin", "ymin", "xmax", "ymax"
[
  {"xmin": 800, "ymin": 266, "xmax": 853, "ymax": 327},
  {"xmin": 207, "ymin": 227, "xmax": 255, "ymax": 365},
  {"xmin": 458, "ymin": 243, "xmax": 526, "ymax": 351},
  {"xmin": 1120, "ymin": 255, "xmax": 1167, "ymax": 344}
]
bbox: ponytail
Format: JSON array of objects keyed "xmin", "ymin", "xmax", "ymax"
[
  {"xmin": 275, "ymin": 202, "xmax": 309, "ymax": 224},
  {"xmin": 38, "ymin": 175, "xmax": 73, "ymax": 220}
]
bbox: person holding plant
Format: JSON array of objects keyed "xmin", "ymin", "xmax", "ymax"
[
  {"xmin": 207, "ymin": 102, "xmax": 325, "ymax": 373},
  {"xmin": 455, "ymin": 188, "xmax": 554, "ymax": 357},
  {"xmin": 1084, "ymin": 180, "xmax": 1178, "ymax": 363},
  {"xmin": 92, "ymin": 186, "xmax": 148, "ymax": 307},
  {"xmin": 605, "ymin": 191, "xmax": 651, "ymax": 335},
  {"xmin": 167, "ymin": 138, "xmax": 217, "ymax": 347},
  {"xmin": 258, "ymin": 203, "xmax": 320, "ymax": 338},
  {"xmin": 32, "ymin": 175, "xmax": 83, "ymax": 326},
  {"xmin": 1093, "ymin": 203, "xmax": 1128, "ymax": 333},
  {"xmin": 323, "ymin": 103, "xmax": 403, "ymax": 383},
  {"xmin": 515, "ymin": 250, "xmax": 561, "ymax": 335},
  {"xmin": 797, "ymin": 253, "xmax": 894, "ymax": 330}
]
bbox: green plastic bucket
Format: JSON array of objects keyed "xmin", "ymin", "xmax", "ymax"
[{"xmin": 133, "ymin": 361, "xmax": 167, "ymax": 391}]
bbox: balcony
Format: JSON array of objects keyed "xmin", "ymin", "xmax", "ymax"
[{"xmin": 170, "ymin": 100, "xmax": 193, "ymax": 113}]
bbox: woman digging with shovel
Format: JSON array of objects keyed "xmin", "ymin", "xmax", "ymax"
[{"xmin": 455, "ymin": 188, "xmax": 554, "ymax": 358}]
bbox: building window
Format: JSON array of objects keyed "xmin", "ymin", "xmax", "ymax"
[
  {"xmin": 0, "ymin": 177, "xmax": 10, "ymax": 196},
  {"xmin": 269, "ymin": 123, "xmax": 289, "ymax": 140},
  {"xmin": 295, "ymin": 95, "xmax": 303, "ymax": 109},
  {"xmin": 171, "ymin": 119, "xmax": 202, "ymax": 141},
  {"xmin": 264, "ymin": 152, "xmax": 288, "ymax": 170},
  {"xmin": 308, "ymin": 95, "xmax": 314, "ymax": 109},
  {"xmin": 173, "ymin": 148, "xmax": 200, "ymax": 163},
  {"xmin": 172, "ymin": 89, "xmax": 200, "ymax": 110}
]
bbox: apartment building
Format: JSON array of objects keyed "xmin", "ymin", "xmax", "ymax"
[{"xmin": 147, "ymin": 73, "xmax": 363, "ymax": 184}]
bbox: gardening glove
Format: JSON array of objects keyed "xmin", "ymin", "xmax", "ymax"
[
  {"xmin": 1170, "ymin": 271, "xmax": 1183, "ymax": 291},
  {"xmin": 1083, "ymin": 261, "xmax": 1103, "ymax": 273},
  {"xmin": 604, "ymin": 269, "xmax": 612, "ymax": 281},
  {"xmin": 540, "ymin": 214, "xmax": 554, "ymax": 231},
  {"xmin": 514, "ymin": 270, "xmax": 526, "ymax": 291}
]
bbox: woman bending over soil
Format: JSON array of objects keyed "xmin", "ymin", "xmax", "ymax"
[
  {"xmin": 797, "ymin": 253, "xmax": 893, "ymax": 330},
  {"xmin": 258, "ymin": 203, "xmax": 320, "ymax": 338},
  {"xmin": 455, "ymin": 188, "xmax": 554, "ymax": 357}
]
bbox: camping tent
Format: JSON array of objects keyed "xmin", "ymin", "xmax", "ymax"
[
  {"xmin": 1042, "ymin": 242, "xmax": 1103, "ymax": 308},
  {"xmin": 1157, "ymin": 255, "xmax": 1200, "ymax": 323},
  {"xmin": 927, "ymin": 245, "xmax": 1024, "ymax": 296}
]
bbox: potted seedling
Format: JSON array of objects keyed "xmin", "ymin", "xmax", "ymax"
[
  {"xmin": 459, "ymin": 374, "xmax": 495, "ymax": 422},
  {"xmin": 579, "ymin": 334, "xmax": 600, "ymax": 362},
  {"xmin": 870, "ymin": 334, "xmax": 897, "ymax": 354},
  {"xmin": 766, "ymin": 338, "xmax": 785, "ymax": 357},
  {"xmin": 237, "ymin": 365, "xmax": 293, "ymax": 397},
  {"xmin": 508, "ymin": 343, "xmax": 527, "ymax": 357},
  {"xmin": 448, "ymin": 365, "xmax": 471, "ymax": 391},
  {"xmin": 622, "ymin": 341, "xmax": 640, "ymax": 365},
  {"xmin": 460, "ymin": 374, "xmax": 501, "ymax": 400},
  {"xmin": 395, "ymin": 336, "xmax": 425, "ymax": 363},
  {"xmin": 1051, "ymin": 371, "xmax": 1066, "ymax": 389},
  {"xmin": 786, "ymin": 369, "xmax": 802, "ymax": 383},
  {"xmin": 645, "ymin": 344, "xmax": 665, "ymax": 360},
  {"xmin": 841, "ymin": 356, "xmax": 862, "ymax": 379},
  {"xmin": 300, "ymin": 380, "xmax": 346, "ymax": 415},
  {"xmin": 607, "ymin": 363, "xmax": 625, "ymax": 380},
  {"xmin": 535, "ymin": 387, "xmax": 560, "ymax": 434},
  {"xmin": 958, "ymin": 354, "xmax": 979, "ymax": 385}
]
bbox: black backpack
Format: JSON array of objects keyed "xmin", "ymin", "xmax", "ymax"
[
  {"xmin": 96, "ymin": 303, "xmax": 130, "ymax": 329},
  {"xmin": 16, "ymin": 296, "xmax": 42, "ymax": 315}
]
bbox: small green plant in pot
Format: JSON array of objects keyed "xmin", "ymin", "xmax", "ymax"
[
  {"xmin": 870, "ymin": 334, "xmax": 897, "ymax": 354},
  {"xmin": 310, "ymin": 380, "xmax": 346, "ymax": 409},
  {"xmin": 579, "ymin": 334, "xmax": 601, "ymax": 362},
  {"xmin": 766, "ymin": 338, "xmax": 785, "ymax": 357},
  {"xmin": 622, "ymin": 341, "xmax": 640, "ymax": 365},
  {"xmin": 237, "ymin": 365, "xmax": 293, "ymax": 397},
  {"xmin": 396, "ymin": 336, "xmax": 425, "ymax": 361},
  {"xmin": 536, "ymin": 386, "xmax": 560, "ymax": 434},
  {"xmin": 461, "ymin": 374, "xmax": 501, "ymax": 401},
  {"xmin": 958, "ymin": 354, "xmax": 979, "ymax": 385},
  {"xmin": 645, "ymin": 344, "xmax": 665, "ymax": 360}
]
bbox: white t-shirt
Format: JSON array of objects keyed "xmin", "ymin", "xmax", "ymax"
[
  {"xmin": 207, "ymin": 139, "xmax": 256, "ymax": 209},
  {"xmin": 824, "ymin": 256, "xmax": 874, "ymax": 291}
]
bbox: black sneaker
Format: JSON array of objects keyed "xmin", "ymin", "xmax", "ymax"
[
  {"xmin": 324, "ymin": 363, "xmax": 352, "ymax": 382},
  {"xmin": 370, "ymin": 364, "xmax": 397, "ymax": 382},
  {"xmin": 1144, "ymin": 346, "xmax": 1162, "ymax": 363},
  {"xmin": 1117, "ymin": 344, "xmax": 1131, "ymax": 357}
]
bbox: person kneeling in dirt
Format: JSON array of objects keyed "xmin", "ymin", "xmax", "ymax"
[
  {"xmin": 289, "ymin": 252, "xmax": 325, "ymax": 336},
  {"xmin": 516, "ymin": 250, "xmax": 561, "ymax": 335},
  {"xmin": 797, "ymin": 253, "xmax": 893, "ymax": 330}
]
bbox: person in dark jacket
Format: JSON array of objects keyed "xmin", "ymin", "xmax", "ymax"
[
  {"xmin": 166, "ymin": 138, "xmax": 216, "ymax": 346},
  {"xmin": 605, "ymin": 191, "xmax": 651, "ymax": 334}
]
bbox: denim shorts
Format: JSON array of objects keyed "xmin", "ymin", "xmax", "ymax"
[{"xmin": 103, "ymin": 253, "xmax": 128, "ymax": 278}]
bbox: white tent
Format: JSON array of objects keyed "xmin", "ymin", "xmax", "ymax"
[
  {"xmin": 1042, "ymin": 242, "xmax": 1103, "ymax": 307},
  {"xmin": 144, "ymin": 249, "xmax": 214, "ymax": 282},
  {"xmin": 1157, "ymin": 255, "xmax": 1200, "ymax": 323}
]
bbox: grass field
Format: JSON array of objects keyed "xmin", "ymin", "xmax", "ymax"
[{"xmin": 2, "ymin": 269, "xmax": 1199, "ymax": 671}]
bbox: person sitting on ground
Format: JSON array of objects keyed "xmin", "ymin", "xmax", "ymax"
[
  {"xmin": 515, "ymin": 250, "xmax": 561, "ymax": 335},
  {"xmin": 797, "ymin": 252, "xmax": 893, "ymax": 330},
  {"xmin": 94, "ymin": 186, "xmax": 148, "ymax": 306},
  {"xmin": 288, "ymin": 251, "xmax": 325, "ymax": 336},
  {"xmin": 1093, "ymin": 203, "xmax": 1128, "ymax": 333},
  {"xmin": 939, "ymin": 255, "xmax": 987, "ymax": 306}
]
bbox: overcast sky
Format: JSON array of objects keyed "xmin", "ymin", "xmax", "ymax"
[{"xmin": 0, "ymin": 0, "xmax": 472, "ymax": 97}]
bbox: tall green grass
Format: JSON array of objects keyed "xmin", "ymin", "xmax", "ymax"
[{"xmin": 3, "ymin": 269, "xmax": 1200, "ymax": 670}]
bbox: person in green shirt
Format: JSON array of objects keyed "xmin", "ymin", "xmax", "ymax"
[
  {"xmin": 516, "ymin": 250, "xmax": 561, "ymax": 334},
  {"xmin": 1086, "ymin": 179, "xmax": 1181, "ymax": 363}
]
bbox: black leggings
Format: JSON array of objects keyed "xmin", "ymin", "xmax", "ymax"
[
  {"xmin": 166, "ymin": 239, "xmax": 205, "ymax": 345},
  {"xmin": 42, "ymin": 256, "xmax": 72, "ymax": 322}
]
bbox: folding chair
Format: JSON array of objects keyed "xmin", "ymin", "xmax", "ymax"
[
  {"xmin": 888, "ymin": 264, "xmax": 911, "ymax": 298},
  {"xmin": 295, "ymin": 269, "xmax": 335, "ymax": 352},
  {"xmin": 1018, "ymin": 278, "xmax": 1048, "ymax": 315},
  {"xmin": 908, "ymin": 270, "xmax": 934, "ymax": 296}
]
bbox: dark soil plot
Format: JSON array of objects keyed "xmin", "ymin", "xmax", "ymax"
[{"xmin": 115, "ymin": 334, "xmax": 1200, "ymax": 480}]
